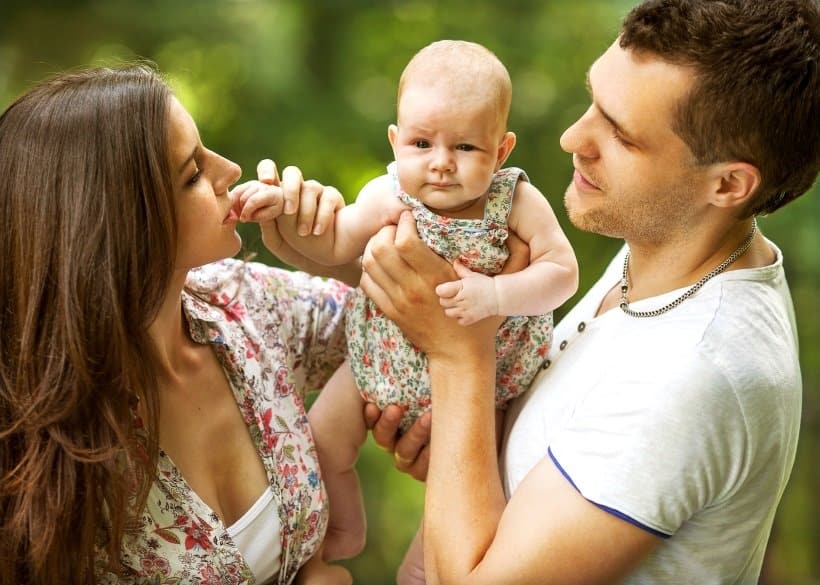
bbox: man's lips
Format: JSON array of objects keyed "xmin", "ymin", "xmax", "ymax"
[{"xmin": 573, "ymin": 168, "xmax": 601, "ymax": 191}]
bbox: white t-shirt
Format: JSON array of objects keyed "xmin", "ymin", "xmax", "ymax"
[{"xmin": 501, "ymin": 241, "xmax": 801, "ymax": 584}]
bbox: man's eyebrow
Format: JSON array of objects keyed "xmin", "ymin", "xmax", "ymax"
[
  {"xmin": 178, "ymin": 146, "xmax": 198, "ymax": 173},
  {"xmin": 585, "ymin": 70, "xmax": 639, "ymax": 143}
]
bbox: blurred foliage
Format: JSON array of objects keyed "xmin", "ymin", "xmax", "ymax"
[{"xmin": 1, "ymin": 1, "xmax": 817, "ymax": 583}]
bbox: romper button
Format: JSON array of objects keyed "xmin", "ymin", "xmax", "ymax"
[
  {"xmin": 559, "ymin": 340, "xmax": 568, "ymax": 350},
  {"xmin": 577, "ymin": 322, "xmax": 586, "ymax": 332},
  {"xmin": 542, "ymin": 360, "xmax": 551, "ymax": 370}
]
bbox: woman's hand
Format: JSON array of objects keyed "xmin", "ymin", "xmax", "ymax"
[
  {"xmin": 235, "ymin": 159, "xmax": 343, "ymax": 248},
  {"xmin": 240, "ymin": 159, "xmax": 360, "ymax": 286}
]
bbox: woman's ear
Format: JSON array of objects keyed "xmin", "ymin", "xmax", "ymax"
[
  {"xmin": 709, "ymin": 161, "xmax": 762, "ymax": 211},
  {"xmin": 495, "ymin": 131, "xmax": 517, "ymax": 170}
]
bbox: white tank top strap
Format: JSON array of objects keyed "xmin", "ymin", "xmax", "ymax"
[{"xmin": 226, "ymin": 486, "xmax": 282, "ymax": 584}]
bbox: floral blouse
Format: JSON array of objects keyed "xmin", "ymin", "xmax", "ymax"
[{"xmin": 96, "ymin": 260, "xmax": 351, "ymax": 585}]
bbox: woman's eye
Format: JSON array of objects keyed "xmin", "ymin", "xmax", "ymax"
[{"xmin": 187, "ymin": 169, "xmax": 202, "ymax": 186}]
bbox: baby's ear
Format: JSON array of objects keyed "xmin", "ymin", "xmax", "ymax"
[
  {"xmin": 496, "ymin": 131, "xmax": 517, "ymax": 170},
  {"xmin": 388, "ymin": 124, "xmax": 399, "ymax": 151}
]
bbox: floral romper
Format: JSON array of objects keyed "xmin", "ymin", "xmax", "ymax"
[
  {"xmin": 95, "ymin": 260, "xmax": 351, "ymax": 585},
  {"xmin": 346, "ymin": 163, "xmax": 553, "ymax": 431}
]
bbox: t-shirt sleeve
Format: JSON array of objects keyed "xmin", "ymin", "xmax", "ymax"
[{"xmin": 548, "ymin": 353, "xmax": 750, "ymax": 537}]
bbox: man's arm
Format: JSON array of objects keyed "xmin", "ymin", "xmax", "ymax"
[{"xmin": 361, "ymin": 213, "xmax": 659, "ymax": 585}]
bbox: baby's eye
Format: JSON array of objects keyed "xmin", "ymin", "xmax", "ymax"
[
  {"xmin": 414, "ymin": 140, "xmax": 431, "ymax": 148},
  {"xmin": 456, "ymin": 144, "xmax": 476, "ymax": 151}
]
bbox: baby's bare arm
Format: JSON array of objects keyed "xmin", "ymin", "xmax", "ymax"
[
  {"xmin": 436, "ymin": 181, "xmax": 577, "ymax": 323},
  {"xmin": 277, "ymin": 174, "xmax": 409, "ymax": 266},
  {"xmin": 494, "ymin": 180, "xmax": 578, "ymax": 315}
]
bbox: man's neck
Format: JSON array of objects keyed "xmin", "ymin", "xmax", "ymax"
[{"xmin": 596, "ymin": 218, "xmax": 770, "ymax": 316}]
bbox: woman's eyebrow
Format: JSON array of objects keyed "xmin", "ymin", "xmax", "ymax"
[{"xmin": 177, "ymin": 145, "xmax": 199, "ymax": 173}]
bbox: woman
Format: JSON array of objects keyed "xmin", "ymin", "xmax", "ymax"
[{"xmin": 0, "ymin": 64, "xmax": 356, "ymax": 585}]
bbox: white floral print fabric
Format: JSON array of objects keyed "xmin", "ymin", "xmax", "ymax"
[{"xmin": 97, "ymin": 259, "xmax": 351, "ymax": 585}]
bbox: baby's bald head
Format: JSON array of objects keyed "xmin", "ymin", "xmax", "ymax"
[{"xmin": 397, "ymin": 40, "xmax": 512, "ymax": 133}]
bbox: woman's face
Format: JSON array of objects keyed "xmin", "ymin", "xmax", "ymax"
[{"xmin": 167, "ymin": 97, "xmax": 242, "ymax": 271}]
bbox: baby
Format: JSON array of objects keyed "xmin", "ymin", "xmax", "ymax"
[{"xmin": 237, "ymin": 40, "xmax": 578, "ymax": 578}]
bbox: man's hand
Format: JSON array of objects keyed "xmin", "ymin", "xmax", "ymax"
[{"xmin": 364, "ymin": 403, "xmax": 431, "ymax": 482}]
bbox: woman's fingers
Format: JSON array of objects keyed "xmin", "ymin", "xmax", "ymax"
[
  {"xmin": 280, "ymin": 165, "xmax": 304, "ymax": 215},
  {"xmin": 314, "ymin": 185, "xmax": 344, "ymax": 236},
  {"xmin": 257, "ymin": 158, "xmax": 281, "ymax": 186}
]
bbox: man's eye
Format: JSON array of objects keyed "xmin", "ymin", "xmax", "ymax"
[{"xmin": 611, "ymin": 130, "xmax": 632, "ymax": 148}]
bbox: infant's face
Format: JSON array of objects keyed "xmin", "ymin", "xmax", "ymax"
[{"xmin": 389, "ymin": 85, "xmax": 507, "ymax": 217}]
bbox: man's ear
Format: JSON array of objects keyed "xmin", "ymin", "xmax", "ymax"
[
  {"xmin": 495, "ymin": 131, "xmax": 517, "ymax": 170},
  {"xmin": 708, "ymin": 161, "xmax": 761, "ymax": 211},
  {"xmin": 388, "ymin": 124, "xmax": 399, "ymax": 158}
]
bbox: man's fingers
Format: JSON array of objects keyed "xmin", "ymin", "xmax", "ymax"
[
  {"xmin": 393, "ymin": 411, "xmax": 430, "ymax": 462},
  {"xmin": 407, "ymin": 445, "xmax": 431, "ymax": 482},
  {"xmin": 369, "ymin": 404, "xmax": 405, "ymax": 452},
  {"xmin": 257, "ymin": 159, "xmax": 280, "ymax": 186},
  {"xmin": 393, "ymin": 212, "xmax": 456, "ymax": 281},
  {"xmin": 363, "ymin": 402, "xmax": 383, "ymax": 431},
  {"xmin": 393, "ymin": 411, "xmax": 432, "ymax": 481}
]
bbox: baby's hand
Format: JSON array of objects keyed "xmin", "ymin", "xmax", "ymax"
[
  {"xmin": 435, "ymin": 260, "xmax": 499, "ymax": 326},
  {"xmin": 232, "ymin": 179, "xmax": 285, "ymax": 223}
]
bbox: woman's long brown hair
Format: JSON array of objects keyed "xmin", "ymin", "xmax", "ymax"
[{"xmin": 0, "ymin": 65, "xmax": 176, "ymax": 583}]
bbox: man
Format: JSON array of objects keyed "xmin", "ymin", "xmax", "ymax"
[{"xmin": 360, "ymin": 0, "xmax": 819, "ymax": 582}]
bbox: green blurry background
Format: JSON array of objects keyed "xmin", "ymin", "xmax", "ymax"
[{"xmin": 1, "ymin": 1, "xmax": 817, "ymax": 583}]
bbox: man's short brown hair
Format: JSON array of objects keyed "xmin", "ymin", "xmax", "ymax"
[{"xmin": 621, "ymin": 0, "xmax": 819, "ymax": 216}]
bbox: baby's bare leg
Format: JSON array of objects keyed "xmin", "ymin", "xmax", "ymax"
[
  {"xmin": 397, "ymin": 522, "xmax": 426, "ymax": 585},
  {"xmin": 308, "ymin": 362, "xmax": 368, "ymax": 560}
]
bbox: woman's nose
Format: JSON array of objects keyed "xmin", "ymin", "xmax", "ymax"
[{"xmin": 227, "ymin": 159, "xmax": 242, "ymax": 187}]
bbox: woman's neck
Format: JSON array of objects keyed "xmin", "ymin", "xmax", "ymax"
[{"xmin": 147, "ymin": 269, "xmax": 195, "ymax": 378}]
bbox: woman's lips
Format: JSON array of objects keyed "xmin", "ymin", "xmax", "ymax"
[{"xmin": 223, "ymin": 207, "xmax": 239, "ymax": 223}]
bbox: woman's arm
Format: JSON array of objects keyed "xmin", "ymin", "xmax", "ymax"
[{"xmin": 361, "ymin": 213, "xmax": 659, "ymax": 585}]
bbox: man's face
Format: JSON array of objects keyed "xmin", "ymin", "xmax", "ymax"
[{"xmin": 560, "ymin": 41, "xmax": 712, "ymax": 245}]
